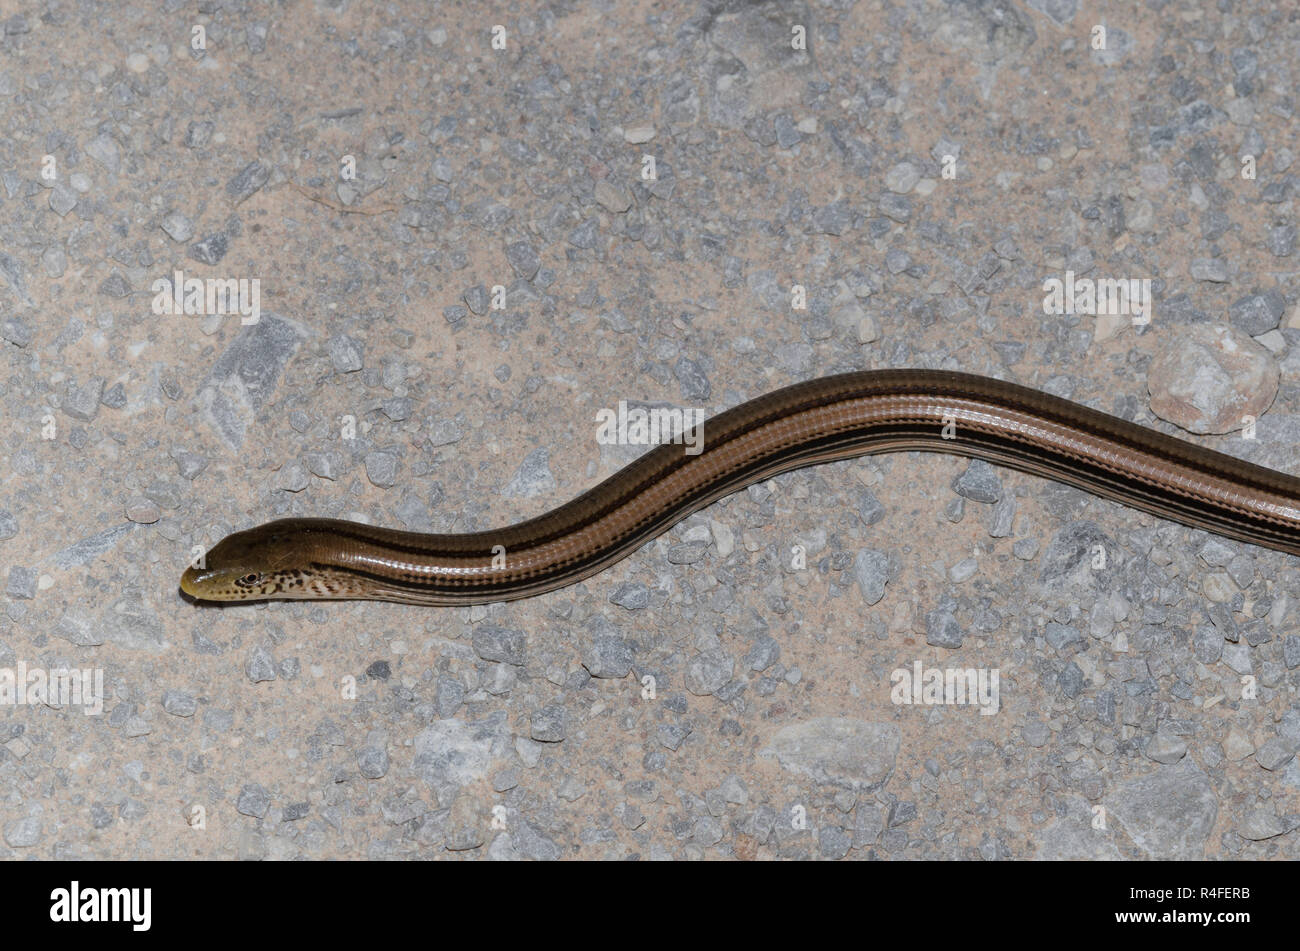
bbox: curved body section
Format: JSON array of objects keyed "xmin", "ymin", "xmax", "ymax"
[{"xmin": 180, "ymin": 369, "xmax": 1300, "ymax": 605}]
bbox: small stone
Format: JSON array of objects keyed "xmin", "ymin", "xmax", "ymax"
[
  {"xmin": 63, "ymin": 377, "xmax": 105, "ymax": 421},
  {"xmin": 174, "ymin": 451, "xmax": 209, "ymax": 480},
  {"xmin": 623, "ymin": 122, "xmax": 655, "ymax": 144},
  {"xmin": 952, "ymin": 460, "xmax": 1003, "ymax": 503},
  {"xmin": 1145, "ymin": 733, "xmax": 1187, "ymax": 764},
  {"xmin": 160, "ymin": 211, "xmax": 194, "ymax": 243},
  {"xmin": 1229, "ymin": 291, "xmax": 1286, "ymax": 335},
  {"xmin": 98, "ymin": 270, "xmax": 132, "ymax": 298},
  {"xmin": 364, "ymin": 451, "xmax": 399, "ymax": 488},
  {"xmin": 49, "ymin": 183, "xmax": 78, "ymax": 216},
  {"xmin": 86, "ymin": 132, "xmax": 121, "ymax": 173},
  {"xmin": 501, "ymin": 448, "xmax": 556, "ymax": 498},
  {"xmin": 236, "ymin": 784, "xmax": 271, "ymax": 818},
  {"xmin": 1283, "ymin": 635, "xmax": 1300, "ymax": 669},
  {"xmin": 1, "ymin": 316, "xmax": 34, "ymax": 347},
  {"xmin": 853, "ymin": 549, "xmax": 889, "ymax": 605},
  {"xmin": 505, "ymin": 241, "xmax": 540, "ymax": 280},
  {"xmin": 245, "ymin": 645, "xmax": 277, "ymax": 683},
  {"xmin": 1022, "ymin": 721, "xmax": 1051, "ymax": 748},
  {"xmin": 746, "ymin": 636, "xmax": 781, "ymax": 672},
  {"xmin": 1237, "ymin": 810, "xmax": 1287, "ymax": 841},
  {"xmin": 885, "ymin": 162, "xmax": 920, "ymax": 194},
  {"xmin": 925, "ymin": 609, "xmax": 963, "ymax": 648},
  {"xmin": 949, "ymin": 557, "xmax": 978, "ymax": 583},
  {"xmin": 531, "ymin": 704, "xmax": 567, "ymax": 742},
  {"xmin": 584, "ymin": 636, "xmax": 634, "ymax": 678},
  {"xmin": 124, "ymin": 498, "xmax": 161, "ymax": 524},
  {"xmin": 226, "ymin": 160, "xmax": 270, "ymax": 204},
  {"xmin": 3, "ymin": 817, "xmax": 40, "ymax": 848},
  {"xmin": 472, "ymin": 627, "xmax": 527, "ymax": 666},
  {"xmin": 6, "ymin": 566, "xmax": 36, "ymax": 600},
  {"xmin": 101, "ymin": 383, "xmax": 127, "ymax": 408},
  {"xmin": 357, "ymin": 745, "xmax": 389, "ymax": 779},
  {"xmin": 685, "ymin": 649, "xmax": 734, "ymax": 696},
  {"xmin": 188, "ymin": 232, "xmax": 229, "ymax": 265},
  {"xmin": 1224, "ymin": 728, "xmax": 1255, "ymax": 760},
  {"xmin": 327, "ymin": 334, "xmax": 364, "ymax": 372},
  {"xmin": 1013, "ymin": 537, "xmax": 1039, "ymax": 560},
  {"xmin": 463, "ymin": 285, "xmax": 489, "ymax": 314},
  {"xmin": 610, "ymin": 581, "xmax": 649, "ymax": 610},
  {"xmin": 1147, "ymin": 323, "xmax": 1278, "ymax": 434},
  {"xmin": 594, "ymin": 180, "xmax": 632, "ymax": 213},
  {"xmin": 1254, "ymin": 737, "xmax": 1297, "ymax": 771},
  {"xmin": 1045, "ymin": 622, "xmax": 1084, "ymax": 650},
  {"xmin": 162, "ymin": 690, "xmax": 197, "ymax": 717},
  {"xmin": 1189, "ymin": 258, "xmax": 1229, "ymax": 282}
]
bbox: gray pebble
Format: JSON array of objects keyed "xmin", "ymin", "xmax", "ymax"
[
  {"xmin": 944, "ymin": 496, "xmax": 965, "ymax": 522},
  {"xmin": 925, "ymin": 609, "xmax": 963, "ymax": 648},
  {"xmin": 1283, "ymin": 635, "xmax": 1300, "ymax": 669},
  {"xmin": 162, "ymin": 690, "xmax": 197, "ymax": 717},
  {"xmin": 1, "ymin": 316, "xmax": 34, "ymax": 347},
  {"xmin": 746, "ymin": 635, "xmax": 781, "ymax": 672},
  {"xmin": 101, "ymin": 383, "xmax": 127, "ymax": 408},
  {"xmin": 174, "ymin": 451, "xmax": 209, "ymax": 480},
  {"xmin": 856, "ymin": 489, "xmax": 885, "ymax": 526},
  {"xmin": 226, "ymin": 160, "xmax": 270, "ymax": 204},
  {"xmin": 464, "ymin": 284, "xmax": 489, "ymax": 314},
  {"xmin": 49, "ymin": 183, "xmax": 77, "ymax": 216},
  {"xmin": 85, "ymin": 132, "xmax": 121, "ymax": 172},
  {"xmin": 988, "ymin": 496, "xmax": 1016, "ymax": 537},
  {"xmin": 185, "ymin": 120, "xmax": 214, "ymax": 147},
  {"xmin": 41, "ymin": 245, "xmax": 66, "ymax": 278},
  {"xmin": 161, "ymin": 211, "xmax": 194, "ymax": 243},
  {"xmin": 530, "ymin": 704, "xmax": 567, "ymax": 742},
  {"xmin": 282, "ymin": 802, "xmax": 309, "ymax": 822},
  {"xmin": 1145, "ymin": 733, "xmax": 1188, "ymax": 764},
  {"xmin": 501, "ymin": 448, "xmax": 556, "ymax": 498},
  {"xmin": 685, "ymin": 648, "xmax": 734, "ymax": 695},
  {"xmin": 948, "ymin": 557, "xmax": 977, "ymax": 583},
  {"xmin": 1254, "ymin": 737, "xmax": 1297, "ymax": 771},
  {"xmin": 1045, "ymin": 621, "xmax": 1084, "ymax": 650},
  {"xmin": 853, "ymin": 549, "xmax": 889, "ymax": 605},
  {"xmin": 364, "ymin": 451, "xmax": 399, "ymax": 488},
  {"xmin": 584, "ymin": 636, "xmax": 634, "ymax": 678},
  {"xmin": 1268, "ymin": 224, "xmax": 1295, "ymax": 257},
  {"xmin": 885, "ymin": 249, "xmax": 912, "ymax": 274},
  {"xmin": 673, "ymin": 356, "xmax": 712, "ymax": 400},
  {"xmin": 3, "ymin": 817, "xmax": 40, "ymax": 848},
  {"xmin": 236, "ymin": 784, "xmax": 271, "ymax": 818},
  {"xmin": 6, "ymin": 566, "xmax": 36, "ymax": 600},
  {"xmin": 1189, "ymin": 258, "xmax": 1229, "ymax": 282},
  {"xmin": 304, "ymin": 451, "xmax": 341, "ymax": 480},
  {"xmin": 952, "ymin": 459, "xmax": 1003, "ymax": 503},
  {"xmin": 610, "ymin": 581, "xmax": 649, "ymax": 609},
  {"xmin": 472, "ymin": 626, "xmax": 527, "ymax": 665},
  {"xmin": 1022, "ymin": 720, "xmax": 1050, "ymax": 747},
  {"xmin": 327, "ymin": 334, "xmax": 364, "ymax": 372},
  {"xmin": 63, "ymin": 377, "xmax": 105, "ymax": 421},
  {"xmin": 1229, "ymin": 291, "xmax": 1285, "ymax": 335},
  {"xmin": 505, "ymin": 240, "xmax": 540, "ymax": 279},
  {"xmin": 659, "ymin": 723, "xmax": 691, "ymax": 750},
  {"xmin": 819, "ymin": 825, "xmax": 851, "ymax": 859},
  {"xmin": 357, "ymin": 745, "xmax": 389, "ymax": 779},
  {"xmin": 188, "ymin": 232, "xmax": 229, "ymax": 265},
  {"xmin": 245, "ymin": 645, "xmax": 277, "ymax": 683},
  {"xmin": 1058, "ymin": 661, "xmax": 1085, "ymax": 697}
]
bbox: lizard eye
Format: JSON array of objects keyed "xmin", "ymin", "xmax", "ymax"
[{"xmin": 235, "ymin": 572, "xmax": 263, "ymax": 588}]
